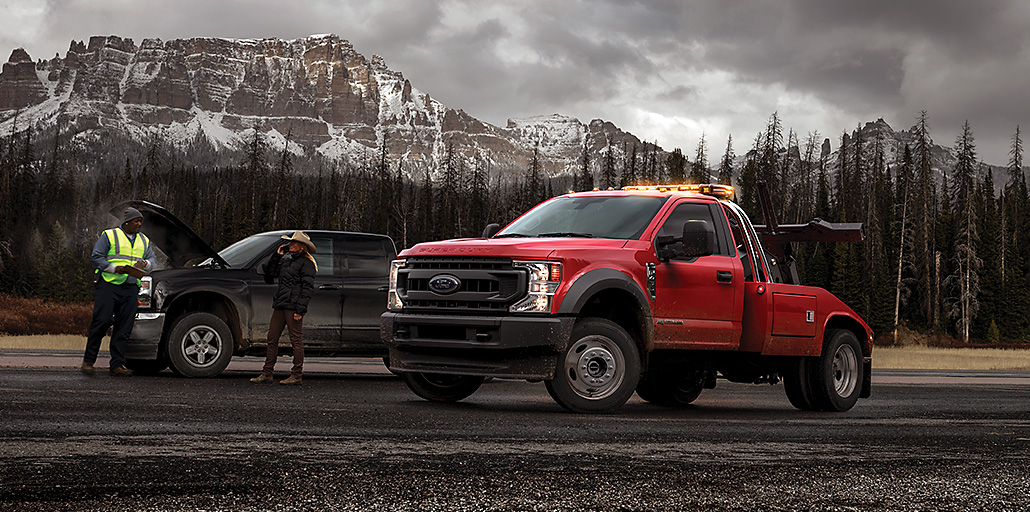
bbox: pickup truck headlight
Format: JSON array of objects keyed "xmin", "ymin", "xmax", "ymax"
[
  {"xmin": 387, "ymin": 259, "xmax": 406, "ymax": 311},
  {"xmin": 137, "ymin": 276, "xmax": 152, "ymax": 308},
  {"xmin": 510, "ymin": 261, "xmax": 562, "ymax": 313}
]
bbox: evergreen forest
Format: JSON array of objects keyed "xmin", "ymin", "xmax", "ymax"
[{"xmin": 1, "ymin": 111, "xmax": 1027, "ymax": 345}]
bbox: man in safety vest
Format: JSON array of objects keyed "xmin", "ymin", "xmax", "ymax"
[{"xmin": 81, "ymin": 207, "xmax": 156, "ymax": 376}]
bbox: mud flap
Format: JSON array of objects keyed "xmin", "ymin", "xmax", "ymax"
[{"xmin": 860, "ymin": 357, "xmax": 872, "ymax": 398}]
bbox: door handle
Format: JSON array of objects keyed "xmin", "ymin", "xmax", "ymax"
[
  {"xmin": 716, "ymin": 270, "xmax": 733, "ymax": 284},
  {"xmin": 318, "ymin": 284, "xmax": 342, "ymax": 290},
  {"xmin": 377, "ymin": 285, "xmax": 389, "ymax": 292}
]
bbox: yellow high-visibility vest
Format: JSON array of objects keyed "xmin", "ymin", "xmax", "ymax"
[{"xmin": 97, "ymin": 228, "xmax": 149, "ymax": 286}]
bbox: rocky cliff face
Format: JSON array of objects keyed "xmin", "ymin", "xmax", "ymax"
[{"xmin": 0, "ymin": 34, "xmax": 650, "ymax": 178}]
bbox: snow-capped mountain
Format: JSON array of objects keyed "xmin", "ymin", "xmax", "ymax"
[{"xmin": 0, "ymin": 34, "xmax": 651, "ymax": 178}]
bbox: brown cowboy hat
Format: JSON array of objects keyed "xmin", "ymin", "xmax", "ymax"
[{"xmin": 281, "ymin": 231, "xmax": 316, "ymax": 253}]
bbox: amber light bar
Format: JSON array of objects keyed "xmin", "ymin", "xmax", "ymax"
[{"xmin": 622, "ymin": 183, "xmax": 734, "ymax": 199}]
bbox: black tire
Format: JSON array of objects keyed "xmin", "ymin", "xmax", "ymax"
[
  {"xmin": 402, "ymin": 372, "xmax": 484, "ymax": 402},
  {"xmin": 807, "ymin": 329, "xmax": 864, "ymax": 412},
  {"xmin": 124, "ymin": 358, "xmax": 168, "ymax": 376},
  {"xmin": 783, "ymin": 357, "xmax": 817, "ymax": 411},
  {"xmin": 166, "ymin": 312, "xmax": 234, "ymax": 378},
  {"xmin": 636, "ymin": 368, "xmax": 706, "ymax": 407},
  {"xmin": 545, "ymin": 318, "xmax": 641, "ymax": 413}
]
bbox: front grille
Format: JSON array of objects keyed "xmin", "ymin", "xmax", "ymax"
[{"xmin": 399, "ymin": 257, "xmax": 525, "ymax": 313}]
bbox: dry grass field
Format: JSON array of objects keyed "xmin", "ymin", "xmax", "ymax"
[
  {"xmin": 2, "ymin": 335, "xmax": 1028, "ymax": 371},
  {"xmin": 872, "ymin": 345, "xmax": 1030, "ymax": 371}
]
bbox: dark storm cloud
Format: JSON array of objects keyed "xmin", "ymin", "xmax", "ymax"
[{"xmin": 4, "ymin": 0, "xmax": 1029, "ymax": 163}]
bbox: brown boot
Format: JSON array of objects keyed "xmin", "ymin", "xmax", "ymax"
[
  {"xmin": 80, "ymin": 361, "xmax": 96, "ymax": 375},
  {"xmin": 250, "ymin": 373, "xmax": 274, "ymax": 383},
  {"xmin": 279, "ymin": 374, "xmax": 302, "ymax": 385},
  {"xmin": 109, "ymin": 365, "xmax": 134, "ymax": 377}
]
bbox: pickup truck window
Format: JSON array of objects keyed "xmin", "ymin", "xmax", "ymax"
[
  {"xmin": 656, "ymin": 202, "xmax": 733, "ymax": 258},
  {"xmin": 344, "ymin": 236, "xmax": 393, "ymax": 278},
  {"xmin": 499, "ymin": 196, "xmax": 668, "ymax": 240}
]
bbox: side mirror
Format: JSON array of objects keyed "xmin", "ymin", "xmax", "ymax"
[
  {"xmin": 681, "ymin": 220, "xmax": 716, "ymax": 258},
  {"xmin": 482, "ymin": 223, "xmax": 501, "ymax": 238}
]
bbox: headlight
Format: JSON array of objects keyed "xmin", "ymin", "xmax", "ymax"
[
  {"xmin": 510, "ymin": 261, "xmax": 562, "ymax": 313},
  {"xmin": 137, "ymin": 276, "xmax": 152, "ymax": 308},
  {"xmin": 387, "ymin": 259, "xmax": 406, "ymax": 311}
]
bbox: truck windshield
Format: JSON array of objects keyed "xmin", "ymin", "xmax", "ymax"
[
  {"xmin": 215, "ymin": 234, "xmax": 278, "ymax": 268},
  {"xmin": 498, "ymin": 195, "xmax": 668, "ymax": 240}
]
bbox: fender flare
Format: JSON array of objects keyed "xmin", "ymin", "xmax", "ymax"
[{"xmin": 556, "ymin": 268, "xmax": 652, "ymax": 319}]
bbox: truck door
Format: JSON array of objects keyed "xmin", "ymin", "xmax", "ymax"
[
  {"xmin": 652, "ymin": 201, "xmax": 743, "ymax": 349},
  {"xmin": 252, "ymin": 235, "xmax": 344, "ymax": 346},
  {"xmin": 339, "ymin": 235, "xmax": 395, "ymax": 349}
]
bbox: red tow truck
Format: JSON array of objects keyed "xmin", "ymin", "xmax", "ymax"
[{"xmin": 381, "ymin": 183, "xmax": 872, "ymax": 413}]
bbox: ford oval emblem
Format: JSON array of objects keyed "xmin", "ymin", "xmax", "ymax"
[{"xmin": 428, "ymin": 274, "xmax": 462, "ymax": 295}]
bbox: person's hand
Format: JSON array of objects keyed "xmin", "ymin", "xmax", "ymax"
[
  {"xmin": 114, "ymin": 265, "xmax": 128, "ymax": 274},
  {"xmin": 293, "ymin": 313, "xmax": 302, "ymax": 322},
  {"xmin": 133, "ymin": 260, "xmax": 146, "ymax": 269},
  {"xmin": 277, "ymin": 244, "xmax": 289, "ymax": 255}
]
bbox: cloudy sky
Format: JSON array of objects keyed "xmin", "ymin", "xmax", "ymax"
[{"xmin": 2, "ymin": 0, "xmax": 1029, "ymax": 165}]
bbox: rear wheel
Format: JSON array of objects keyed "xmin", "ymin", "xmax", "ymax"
[
  {"xmin": 636, "ymin": 368, "xmax": 707, "ymax": 407},
  {"xmin": 402, "ymin": 372, "xmax": 484, "ymax": 402},
  {"xmin": 807, "ymin": 329, "xmax": 863, "ymax": 412},
  {"xmin": 546, "ymin": 318, "xmax": 640, "ymax": 413},
  {"xmin": 166, "ymin": 312, "xmax": 234, "ymax": 378},
  {"xmin": 783, "ymin": 357, "xmax": 817, "ymax": 411}
]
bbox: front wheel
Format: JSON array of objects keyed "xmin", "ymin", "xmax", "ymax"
[
  {"xmin": 402, "ymin": 372, "xmax": 484, "ymax": 402},
  {"xmin": 807, "ymin": 329, "xmax": 863, "ymax": 412},
  {"xmin": 545, "ymin": 318, "xmax": 641, "ymax": 413},
  {"xmin": 166, "ymin": 312, "xmax": 234, "ymax": 378}
]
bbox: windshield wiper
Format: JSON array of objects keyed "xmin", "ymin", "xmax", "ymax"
[
  {"xmin": 537, "ymin": 232, "xmax": 594, "ymax": 238},
  {"xmin": 493, "ymin": 233, "xmax": 531, "ymax": 238}
]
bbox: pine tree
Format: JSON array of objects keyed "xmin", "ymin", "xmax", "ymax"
[
  {"xmin": 717, "ymin": 135, "xmax": 735, "ymax": 185},
  {"xmin": 578, "ymin": 140, "xmax": 593, "ymax": 191},
  {"xmin": 689, "ymin": 134, "xmax": 708, "ymax": 183},
  {"xmin": 601, "ymin": 140, "xmax": 617, "ymax": 189}
]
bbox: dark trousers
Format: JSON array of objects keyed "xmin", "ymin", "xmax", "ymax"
[
  {"xmin": 84, "ymin": 280, "xmax": 139, "ymax": 368},
  {"xmin": 262, "ymin": 308, "xmax": 304, "ymax": 376}
]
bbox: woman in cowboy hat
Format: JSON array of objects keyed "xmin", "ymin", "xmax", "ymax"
[{"xmin": 251, "ymin": 231, "xmax": 318, "ymax": 385}]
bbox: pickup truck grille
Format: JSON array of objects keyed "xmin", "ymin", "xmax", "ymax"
[{"xmin": 399, "ymin": 257, "xmax": 525, "ymax": 313}]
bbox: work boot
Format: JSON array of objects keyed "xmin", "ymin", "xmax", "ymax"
[
  {"xmin": 279, "ymin": 374, "xmax": 302, "ymax": 385},
  {"xmin": 80, "ymin": 361, "xmax": 95, "ymax": 375},
  {"xmin": 109, "ymin": 365, "xmax": 134, "ymax": 377},
  {"xmin": 250, "ymin": 373, "xmax": 274, "ymax": 383}
]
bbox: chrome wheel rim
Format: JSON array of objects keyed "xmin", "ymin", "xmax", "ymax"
[
  {"xmin": 832, "ymin": 343, "xmax": 858, "ymax": 398},
  {"xmin": 563, "ymin": 335, "xmax": 625, "ymax": 400},
  {"xmin": 181, "ymin": 325, "xmax": 221, "ymax": 368}
]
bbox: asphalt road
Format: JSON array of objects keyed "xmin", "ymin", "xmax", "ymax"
[{"xmin": 1, "ymin": 352, "xmax": 1029, "ymax": 511}]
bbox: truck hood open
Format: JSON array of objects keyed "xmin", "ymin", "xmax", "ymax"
[
  {"xmin": 111, "ymin": 200, "xmax": 228, "ymax": 268},
  {"xmin": 399, "ymin": 237, "xmax": 627, "ymax": 260}
]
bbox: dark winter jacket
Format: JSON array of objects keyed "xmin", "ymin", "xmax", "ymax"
[{"xmin": 266, "ymin": 251, "xmax": 316, "ymax": 315}]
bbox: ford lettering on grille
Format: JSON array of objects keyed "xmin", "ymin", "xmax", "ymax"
[{"xmin": 428, "ymin": 274, "xmax": 462, "ymax": 295}]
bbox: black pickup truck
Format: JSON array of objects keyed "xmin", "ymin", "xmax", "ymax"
[{"xmin": 117, "ymin": 201, "xmax": 397, "ymax": 377}]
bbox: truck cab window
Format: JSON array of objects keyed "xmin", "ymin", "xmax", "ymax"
[
  {"xmin": 657, "ymin": 202, "xmax": 730, "ymax": 260},
  {"xmin": 724, "ymin": 207, "xmax": 755, "ymax": 282}
]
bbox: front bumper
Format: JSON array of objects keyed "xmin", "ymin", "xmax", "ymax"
[
  {"xmin": 381, "ymin": 312, "xmax": 576, "ymax": 380},
  {"xmin": 125, "ymin": 312, "xmax": 165, "ymax": 359}
]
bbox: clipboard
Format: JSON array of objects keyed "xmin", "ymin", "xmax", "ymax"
[{"xmin": 122, "ymin": 265, "xmax": 147, "ymax": 279}]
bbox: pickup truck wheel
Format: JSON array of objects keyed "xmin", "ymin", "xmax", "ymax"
[
  {"xmin": 166, "ymin": 312, "xmax": 234, "ymax": 378},
  {"xmin": 808, "ymin": 329, "xmax": 863, "ymax": 412},
  {"xmin": 783, "ymin": 358, "xmax": 817, "ymax": 411},
  {"xmin": 636, "ymin": 368, "xmax": 706, "ymax": 407},
  {"xmin": 124, "ymin": 358, "xmax": 168, "ymax": 375},
  {"xmin": 546, "ymin": 318, "xmax": 640, "ymax": 413},
  {"xmin": 402, "ymin": 372, "xmax": 484, "ymax": 402}
]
